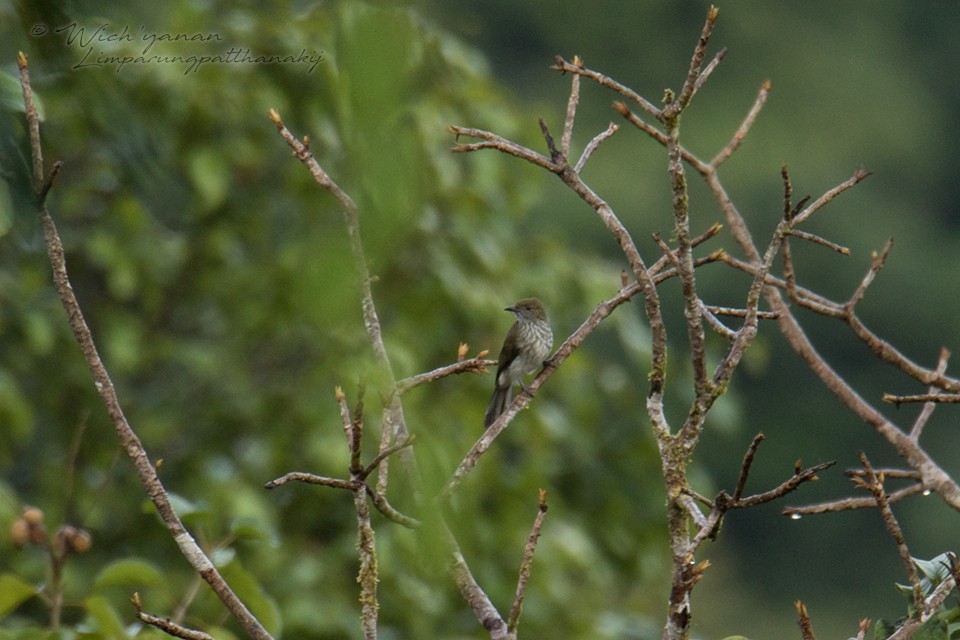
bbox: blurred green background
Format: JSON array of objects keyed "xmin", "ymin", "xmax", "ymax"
[{"xmin": 2, "ymin": 1, "xmax": 960, "ymax": 638}]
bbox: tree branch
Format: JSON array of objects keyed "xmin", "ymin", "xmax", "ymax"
[{"xmin": 18, "ymin": 52, "xmax": 274, "ymax": 640}]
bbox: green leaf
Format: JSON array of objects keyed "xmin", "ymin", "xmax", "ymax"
[
  {"xmin": 93, "ymin": 558, "xmax": 165, "ymax": 590},
  {"xmin": 217, "ymin": 559, "xmax": 281, "ymax": 637},
  {"xmin": 0, "ymin": 70, "xmax": 44, "ymax": 118},
  {"xmin": 83, "ymin": 595, "xmax": 131, "ymax": 640},
  {"xmin": 0, "ymin": 573, "xmax": 37, "ymax": 619}
]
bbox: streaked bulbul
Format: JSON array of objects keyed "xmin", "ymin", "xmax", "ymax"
[{"xmin": 484, "ymin": 297, "xmax": 553, "ymax": 428}]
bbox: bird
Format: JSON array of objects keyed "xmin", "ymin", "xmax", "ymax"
[{"xmin": 484, "ymin": 297, "xmax": 554, "ymax": 428}]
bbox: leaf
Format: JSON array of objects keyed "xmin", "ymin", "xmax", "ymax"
[
  {"xmin": 217, "ymin": 559, "xmax": 281, "ymax": 638},
  {"xmin": 0, "ymin": 69, "xmax": 44, "ymax": 118},
  {"xmin": 93, "ymin": 558, "xmax": 165, "ymax": 590},
  {"xmin": 0, "ymin": 574, "xmax": 37, "ymax": 619},
  {"xmin": 83, "ymin": 595, "xmax": 131, "ymax": 640}
]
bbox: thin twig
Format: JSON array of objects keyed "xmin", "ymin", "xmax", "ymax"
[
  {"xmin": 733, "ymin": 433, "xmax": 765, "ymax": 500},
  {"xmin": 885, "ymin": 392, "xmax": 960, "ymax": 405},
  {"xmin": 784, "ymin": 483, "xmax": 927, "ymax": 517},
  {"xmin": 790, "ymin": 166, "xmax": 872, "ymax": 226},
  {"xmin": 132, "ymin": 593, "xmax": 214, "ymax": 640},
  {"xmin": 396, "ymin": 357, "xmax": 495, "ymax": 394},
  {"xmin": 561, "ymin": 55, "xmax": 581, "ymax": 158},
  {"xmin": 796, "ymin": 600, "xmax": 816, "ymax": 640},
  {"xmin": 507, "ymin": 490, "xmax": 549, "ymax": 633},
  {"xmin": 445, "ymin": 521, "xmax": 509, "ymax": 640},
  {"xmin": 668, "ymin": 5, "xmax": 721, "ymax": 114},
  {"xmin": 574, "ymin": 122, "xmax": 619, "ymax": 174},
  {"xmin": 855, "ymin": 452, "xmax": 923, "ymax": 612},
  {"xmin": 711, "ymin": 80, "xmax": 770, "ymax": 167},
  {"xmin": 337, "ymin": 388, "xmax": 379, "ymax": 639},
  {"xmin": 551, "ymin": 55, "xmax": 662, "ymax": 120},
  {"xmin": 847, "ymin": 238, "xmax": 893, "ymax": 309},
  {"xmin": 908, "ymin": 348, "xmax": 951, "ymax": 440},
  {"xmin": 788, "ymin": 229, "xmax": 850, "ymax": 255}
]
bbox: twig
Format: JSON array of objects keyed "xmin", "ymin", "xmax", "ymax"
[
  {"xmin": 551, "ymin": 55, "xmax": 662, "ymax": 120},
  {"xmin": 787, "ymin": 229, "xmax": 850, "ymax": 255},
  {"xmin": 561, "ymin": 56, "xmax": 581, "ymax": 158},
  {"xmin": 907, "ymin": 348, "xmax": 951, "ymax": 440},
  {"xmin": 445, "ymin": 522, "xmax": 509, "ymax": 640},
  {"xmin": 450, "ymin": 125, "xmax": 557, "ymax": 172},
  {"xmin": 699, "ymin": 303, "xmax": 736, "ymax": 340},
  {"xmin": 790, "ymin": 166, "xmax": 872, "ymax": 226},
  {"xmin": 784, "ymin": 483, "xmax": 926, "ymax": 517},
  {"xmin": 694, "ymin": 47, "xmax": 727, "ymax": 95},
  {"xmin": 264, "ymin": 472, "xmax": 357, "ymax": 491},
  {"xmin": 795, "ymin": 600, "xmax": 816, "ymax": 640},
  {"xmin": 847, "ymin": 238, "xmax": 893, "ymax": 309},
  {"xmin": 702, "ymin": 304, "xmax": 779, "ymax": 320},
  {"xmin": 711, "ymin": 81, "xmax": 770, "ymax": 167},
  {"xmin": 667, "ymin": 5, "xmax": 721, "ymax": 114},
  {"xmin": 18, "ymin": 52, "xmax": 273, "ymax": 640},
  {"xmin": 336, "ymin": 388, "xmax": 379, "ymax": 639},
  {"xmin": 396, "ymin": 357, "xmax": 495, "ymax": 394},
  {"xmin": 507, "ymin": 490, "xmax": 549, "ymax": 633},
  {"xmin": 132, "ymin": 593, "xmax": 214, "ymax": 640},
  {"xmin": 574, "ymin": 122, "xmax": 619, "ymax": 174},
  {"xmin": 854, "ymin": 452, "xmax": 923, "ymax": 612},
  {"xmin": 733, "ymin": 433, "xmax": 765, "ymax": 500},
  {"xmin": 885, "ymin": 392, "xmax": 960, "ymax": 406}
]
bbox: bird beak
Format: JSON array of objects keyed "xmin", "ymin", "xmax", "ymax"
[{"xmin": 504, "ymin": 306, "xmax": 515, "ymax": 313}]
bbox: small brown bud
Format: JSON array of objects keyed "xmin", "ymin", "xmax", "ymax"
[
  {"xmin": 22, "ymin": 506, "xmax": 44, "ymax": 526},
  {"xmin": 71, "ymin": 528, "xmax": 93, "ymax": 554},
  {"xmin": 54, "ymin": 525, "xmax": 77, "ymax": 555},
  {"xmin": 11, "ymin": 519, "xmax": 30, "ymax": 548}
]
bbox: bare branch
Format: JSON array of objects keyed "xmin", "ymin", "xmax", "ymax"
[
  {"xmin": 561, "ymin": 55, "xmax": 581, "ymax": 158},
  {"xmin": 574, "ymin": 122, "xmax": 619, "ymax": 174},
  {"xmin": 795, "ymin": 600, "xmax": 816, "ymax": 640},
  {"xmin": 885, "ymin": 392, "xmax": 960, "ymax": 405},
  {"xmin": 711, "ymin": 80, "xmax": 771, "ymax": 167},
  {"xmin": 445, "ymin": 522, "xmax": 509, "ymax": 640},
  {"xmin": 450, "ymin": 124, "xmax": 558, "ymax": 172},
  {"xmin": 132, "ymin": 593, "xmax": 214, "ymax": 640},
  {"xmin": 856, "ymin": 452, "xmax": 923, "ymax": 613},
  {"xmin": 847, "ymin": 238, "xmax": 893, "ymax": 308},
  {"xmin": 733, "ymin": 433, "xmax": 765, "ymax": 500},
  {"xmin": 668, "ymin": 5, "xmax": 721, "ymax": 114},
  {"xmin": 790, "ymin": 166, "xmax": 872, "ymax": 226},
  {"xmin": 784, "ymin": 483, "xmax": 926, "ymax": 517},
  {"xmin": 396, "ymin": 356, "xmax": 495, "ymax": 394},
  {"xmin": 787, "ymin": 229, "xmax": 850, "ymax": 255},
  {"xmin": 552, "ymin": 55, "xmax": 662, "ymax": 120},
  {"xmin": 907, "ymin": 348, "xmax": 951, "ymax": 440},
  {"xmin": 507, "ymin": 490, "xmax": 549, "ymax": 634},
  {"xmin": 694, "ymin": 46, "xmax": 728, "ymax": 95},
  {"xmin": 264, "ymin": 472, "xmax": 357, "ymax": 491},
  {"xmin": 19, "ymin": 52, "xmax": 273, "ymax": 640}
]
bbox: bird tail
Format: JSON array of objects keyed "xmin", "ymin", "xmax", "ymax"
[{"xmin": 484, "ymin": 385, "xmax": 513, "ymax": 428}]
